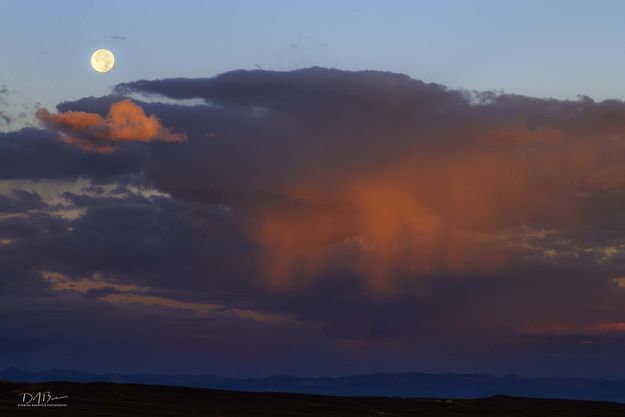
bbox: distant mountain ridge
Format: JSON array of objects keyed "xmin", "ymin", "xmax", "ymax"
[{"xmin": 2, "ymin": 367, "xmax": 625, "ymax": 403}]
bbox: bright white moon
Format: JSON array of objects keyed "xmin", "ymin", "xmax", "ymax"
[{"xmin": 90, "ymin": 49, "xmax": 115, "ymax": 73}]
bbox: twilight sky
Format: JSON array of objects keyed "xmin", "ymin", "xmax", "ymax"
[{"xmin": 2, "ymin": 1, "xmax": 625, "ymax": 379}]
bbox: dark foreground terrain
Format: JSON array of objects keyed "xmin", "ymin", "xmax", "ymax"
[
  {"xmin": 2, "ymin": 381, "xmax": 625, "ymax": 417},
  {"xmin": 5, "ymin": 368, "xmax": 625, "ymax": 402}
]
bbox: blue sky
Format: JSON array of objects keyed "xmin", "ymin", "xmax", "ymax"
[{"xmin": 3, "ymin": 0, "xmax": 625, "ymax": 115}]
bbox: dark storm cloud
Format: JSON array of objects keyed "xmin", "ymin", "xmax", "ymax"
[
  {"xmin": 15, "ymin": 189, "xmax": 252, "ymax": 295},
  {"xmin": 111, "ymin": 68, "xmax": 625, "ymax": 291},
  {"xmin": 0, "ymin": 187, "xmax": 316, "ymax": 375},
  {"xmin": 54, "ymin": 69, "xmax": 625, "ymax": 293},
  {"xmin": 0, "ymin": 190, "xmax": 46, "ymax": 213},
  {"xmin": 85, "ymin": 286, "xmax": 122, "ymax": 298},
  {"xmin": 5, "ymin": 68, "xmax": 625, "ymax": 377},
  {"xmin": 0, "ymin": 211, "xmax": 66, "ymax": 240},
  {"xmin": 114, "ymin": 67, "xmax": 454, "ymax": 111},
  {"xmin": 0, "ymin": 128, "xmax": 145, "ymax": 180}
]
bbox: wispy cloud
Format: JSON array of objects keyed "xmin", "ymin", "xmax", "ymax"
[{"xmin": 42, "ymin": 271, "xmax": 294, "ymax": 324}]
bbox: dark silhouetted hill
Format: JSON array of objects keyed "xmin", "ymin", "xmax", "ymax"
[
  {"xmin": 2, "ymin": 380, "xmax": 625, "ymax": 417},
  {"xmin": 2, "ymin": 367, "xmax": 625, "ymax": 403}
]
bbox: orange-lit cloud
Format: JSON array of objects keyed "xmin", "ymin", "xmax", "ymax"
[
  {"xmin": 106, "ymin": 70, "xmax": 625, "ymax": 294},
  {"xmin": 36, "ymin": 99, "xmax": 186, "ymax": 152},
  {"xmin": 249, "ymin": 124, "xmax": 625, "ymax": 293}
]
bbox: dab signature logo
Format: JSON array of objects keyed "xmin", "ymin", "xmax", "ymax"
[{"xmin": 17, "ymin": 391, "xmax": 69, "ymax": 407}]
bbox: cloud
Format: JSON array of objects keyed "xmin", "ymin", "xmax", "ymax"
[
  {"xmin": 0, "ymin": 189, "xmax": 46, "ymax": 213},
  {"xmin": 0, "ymin": 86, "xmax": 13, "ymax": 129},
  {"xmin": 113, "ymin": 68, "xmax": 625, "ymax": 292},
  {"xmin": 5, "ymin": 68, "xmax": 625, "ymax": 377},
  {"xmin": 0, "ymin": 111, "xmax": 11, "ymax": 125},
  {"xmin": 0, "ymin": 128, "xmax": 145, "ymax": 180},
  {"xmin": 36, "ymin": 99, "xmax": 187, "ymax": 153},
  {"xmin": 42, "ymin": 270, "xmax": 295, "ymax": 323}
]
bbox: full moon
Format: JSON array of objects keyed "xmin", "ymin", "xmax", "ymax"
[{"xmin": 90, "ymin": 49, "xmax": 115, "ymax": 73}]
